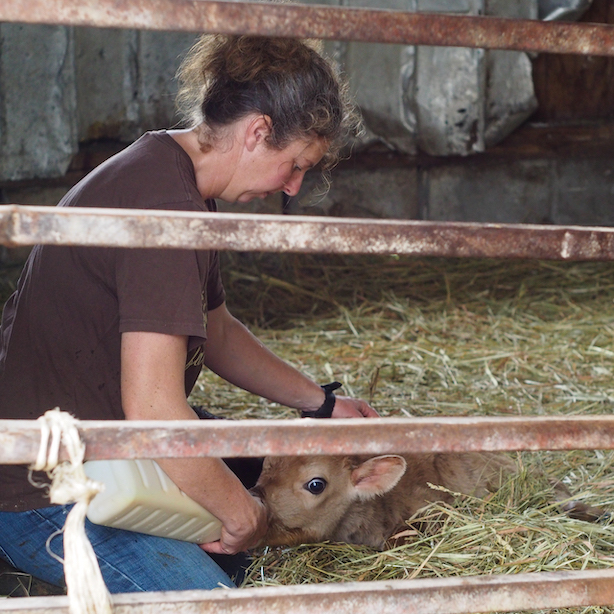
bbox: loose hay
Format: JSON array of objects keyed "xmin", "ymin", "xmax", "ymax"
[
  {"xmin": 189, "ymin": 253, "xmax": 614, "ymax": 614},
  {"xmin": 193, "ymin": 253, "xmax": 614, "ymax": 420},
  {"xmin": 3, "ymin": 253, "xmax": 614, "ymax": 612}
]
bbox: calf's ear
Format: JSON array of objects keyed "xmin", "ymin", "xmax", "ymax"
[{"xmin": 350, "ymin": 455, "xmax": 407, "ymax": 500}]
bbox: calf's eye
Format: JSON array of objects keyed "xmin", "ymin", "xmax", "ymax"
[{"xmin": 304, "ymin": 478, "xmax": 327, "ymax": 495}]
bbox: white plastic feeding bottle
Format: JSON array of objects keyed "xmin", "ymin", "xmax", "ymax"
[{"xmin": 84, "ymin": 459, "xmax": 222, "ymax": 543}]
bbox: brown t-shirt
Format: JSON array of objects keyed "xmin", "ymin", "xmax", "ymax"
[{"xmin": 0, "ymin": 131, "xmax": 226, "ymax": 510}]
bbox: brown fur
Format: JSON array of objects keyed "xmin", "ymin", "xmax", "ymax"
[{"xmin": 251, "ymin": 452, "xmax": 607, "ymax": 549}]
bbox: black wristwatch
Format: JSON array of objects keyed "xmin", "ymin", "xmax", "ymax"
[{"xmin": 301, "ymin": 382, "xmax": 342, "ymax": 419}]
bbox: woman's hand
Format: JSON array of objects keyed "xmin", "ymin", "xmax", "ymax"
[
  {"xmin": 199, "ymin": 494, "xmax": 267, "ymax": 555},
  {"xmin": 332, "ymin": 395, "xmax": 379, "ymax": 418},
  {"xmin": 121, "ymin": 331, "xmax": 269, "ymax": 555}
]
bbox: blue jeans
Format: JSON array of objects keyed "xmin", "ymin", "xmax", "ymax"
[{"xmin": 0, "ymin": 505, "xmax": 236, "ymax": 592}]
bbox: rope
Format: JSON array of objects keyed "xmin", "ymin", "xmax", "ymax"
[{"xmin": 31, "ymin": 408, "xmax": 113, "ymax": 614}]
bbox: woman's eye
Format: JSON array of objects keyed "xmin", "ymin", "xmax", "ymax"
[{"xmin": 304, "ymin": 478, "xmax": 327, "ymax": 495}]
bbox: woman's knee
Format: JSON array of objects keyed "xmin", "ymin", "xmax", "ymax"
[
  {"xmin": 0, "ymin": 507, "xmax": 235, "ymax": 593},
  {"xmin": 84, "ymin": 522, "xmax": 236, "ymax": 592}
]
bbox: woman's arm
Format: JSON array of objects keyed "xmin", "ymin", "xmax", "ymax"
[
  {"xmin": 121, "ymin": 330, "xmax": 267, "ymax": 554},
  {"xmin": 203, "ymin": 303, "xmax": 378, "ymax": 417}
]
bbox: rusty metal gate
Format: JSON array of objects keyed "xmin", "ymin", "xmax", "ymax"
[{"xmin": 1, "ymin": 2, "xmax": 614, "ymax": 613}]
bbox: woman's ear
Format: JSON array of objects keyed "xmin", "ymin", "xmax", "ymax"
[{"xmin": 244, "ymin": 114, "xmax": 272, "ymax": 152}]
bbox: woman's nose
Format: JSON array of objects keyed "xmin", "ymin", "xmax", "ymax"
[{"xmin": 283, "ymin": 173, "xmax": 304, "ymax": 197}]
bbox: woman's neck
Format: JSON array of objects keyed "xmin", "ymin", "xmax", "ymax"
[{"xmin": 168, "ymin": 127, "xmax": 237, "ymax": 200}]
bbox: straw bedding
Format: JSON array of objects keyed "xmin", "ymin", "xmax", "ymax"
[
  {"xmin": 2, "ymin": 253, "xmax": 614, "ymax": 612},
  {"xmin": 191, "ymin": 253, "xmax": 614, "ymax": 614}
]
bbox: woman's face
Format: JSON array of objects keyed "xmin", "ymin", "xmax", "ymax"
[{"xmin": 232, "ymin": 136, "xmax": 328, "ymax": 204}]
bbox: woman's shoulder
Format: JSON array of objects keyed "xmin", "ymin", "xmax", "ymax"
[
  {"xmin": 110, "ymin": 130, "xmax": 192, "ymax": 176},
  {"xmin": 60, "ymin": 131, "xmax": 205, "ymax": 212}
]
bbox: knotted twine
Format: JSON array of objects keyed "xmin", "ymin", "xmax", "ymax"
[{"xmin": 30, "ymin": 408, "xmax": 113, "ymax": 614}]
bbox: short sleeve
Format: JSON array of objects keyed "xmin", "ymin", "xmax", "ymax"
[{"xmin": 116, "ymin": 247, "xmax": 207, "ymax": 342}]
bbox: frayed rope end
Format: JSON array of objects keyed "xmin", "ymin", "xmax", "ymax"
[{"xmin": 31, "ymin": 408, "xmax": 113, "ymax": 614}]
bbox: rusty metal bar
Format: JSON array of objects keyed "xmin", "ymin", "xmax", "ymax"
[
  {"xmin": 1, "ymin": 0, "xmax": 614, "ymax": 57},
  {"xmin": 2, "ymin": 205, "xmax": 614, "ymax": 261},
  {"xmin": 1, "ymin": 568, "xmax": 614, "ymax": 614},
  {"xmin": 3, "ymin": 416, "xmax": 614, "ymax": 464}
]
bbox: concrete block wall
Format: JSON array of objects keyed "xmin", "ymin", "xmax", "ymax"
[
  {"xmin": 0, "ymin": 24, "xmax": 197, "ymax": 182},
  {"xmin": 285, "ymin": 145, "xmax": 614, "ymax": 227},
  {"xmin": 74, "ymin": 28, "xmax": 197, "ymax": 143},
  {"xmin": 312, "ymin": 0, "xmax": 538, "ymax": 156},
  {"xmin": 0, "ymin": 0, "xmax": 539, "ymax": 183},
  {"xmin": 0, "ymin": 24, "xmax": 77, "ymax": 181},
  {"xmin": 554, "ymin": 157, "xmax": 614, "ymax": 226},
  {"xmin": 426, "ymin": 159, "xmax": 553, "ymax": 223}
]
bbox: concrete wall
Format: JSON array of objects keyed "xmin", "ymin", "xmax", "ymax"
[
  {"xmin": 0, "ymin": 24, "xmax": 77, "ymax": 182},
  {"xmin": 74, "ymin": 28, "xmax": 197, "ymax": 143},
  {"xmin": 0, "ymin": 23, "xmax": 197, "ymax": 182},
  {"xmin": 306, "ymin": 0, "xmax": 538, "ymax": 156},
  {"xmin": 282, "ymin": 149, "xmax": 614, "ymax": 227},
  {"xmin": 0, "ymin": 0, "xmax": 539, "ymax": 181},
  {"xmin": 1, "ymin": 1, "xmax": 611, "ymax": 230}
]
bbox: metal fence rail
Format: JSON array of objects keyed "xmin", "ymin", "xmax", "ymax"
[
  {"xmin": 1, "ymin": 568, "xmax": 614, "ymax": 614},
  {"xmin": 3, "ymin": 416, "xmax": 614, "ymax": 464},
  {"xmin": 3, "ymin": 205, "xmax": 614, "ymax": 261},
  {"xmin": 1, "ymin": 0, "xmax": 614, "ymax": 56}
]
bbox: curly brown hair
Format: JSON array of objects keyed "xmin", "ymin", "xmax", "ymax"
[{"xmin": 175, "ymin": 35, "xmax": 362, "ymax": 171}]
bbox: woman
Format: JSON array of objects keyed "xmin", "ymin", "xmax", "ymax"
[{"xmin": 0, "ymin": 35, "xmax": 376, "ymax": 592}]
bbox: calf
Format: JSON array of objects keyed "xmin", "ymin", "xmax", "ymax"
[{"xmin": 252, "ymin": 452, "xmax": 607, "ymax": 549}]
